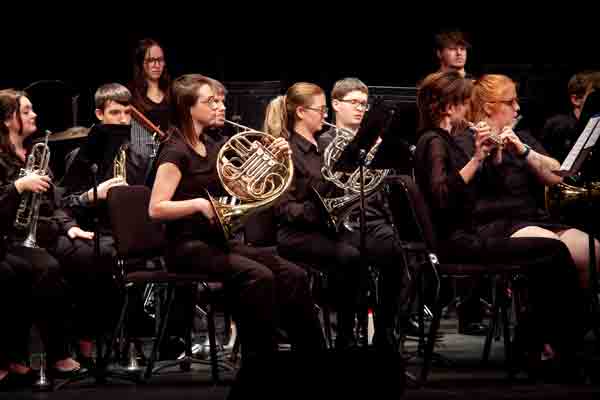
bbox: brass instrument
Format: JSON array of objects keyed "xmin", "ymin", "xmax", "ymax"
[
  {"xmin": 113, "ymin": 144, "xmax": 128, "ymax": 182},
  {"xmin": 206, "ymin": 119, "xmax": 294, "ymax": 242},
  {"xmin": 313, "ymin": 121, "xmax": 390, "ymax": 232},
  {"xmin": 545, "ymin": 178, "xmax": 600, "ymax": 219},
  {"xmin": 14, "ymin": 131, "xmax": 51, "ymax": 248}
]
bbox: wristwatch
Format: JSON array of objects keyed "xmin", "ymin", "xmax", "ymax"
[{"xmin": 519, "ymin": 144, "xmax": 531, "ymax": 159}]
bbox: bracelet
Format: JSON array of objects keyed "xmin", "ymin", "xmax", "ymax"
[{"xmin": 519, "ymin": 144, "xmax": 531, "ymax": 159}]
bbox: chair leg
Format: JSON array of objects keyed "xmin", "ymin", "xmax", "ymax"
[
  {"xmin": 103, "ymin": 285, "xmax": 131, "ymax": 365},
  {"xmin": 322, "ymin": 304, "xmax": 333, "ymax": 349},
  {"xmin": 482, "ymin": 278, "xmax": 501, "ymax": 365},
  {"xmin": 205, "ymin": 296, "xmax": 220, "ymax": 383},
  {"xmin": 420, "ymin": 300, "xmax": 442, "ymax": 384},
  {"xmin": 145, "ymin": 284, "xmax": 175, "ymax": 380},
  {"xmin": 500, "ymin": 286, "xmax": 514, "ymax": 379}
]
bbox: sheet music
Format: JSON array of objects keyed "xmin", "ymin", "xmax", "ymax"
[{"xmin": 560, "ymin": 115, "xmax": 600, "ymax": 172}]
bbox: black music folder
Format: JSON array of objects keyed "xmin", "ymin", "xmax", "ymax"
[
  {"xmin": 555, "ymin": 114, "xmax": 600, "ymax": 177},
  {"xmin": 332, "ymin": 99, "xmax": 392, "ymax": 173},
  {"xmin": 368, "ymin": 109, "xmax": 416, "ymax": 171}
]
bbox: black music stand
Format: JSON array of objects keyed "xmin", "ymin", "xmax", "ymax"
[
  {"xmin": 555, "ymin": 114, "xmax": 600, "ymax": 348},
  {"xmin": 368, "ymin": 109, "xmax": 416, "ymax": 173},
  {"xmin": 331, "ymin": 100, "xmax": 392, "ymax": 347},
  {"xmin": 55, "ymin": 123, "xmax": 139, "ymax": 390}
]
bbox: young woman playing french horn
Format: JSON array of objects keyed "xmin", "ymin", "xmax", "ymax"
[{"xmin": 149, "ymin": 74, "xmax": 325, "ymax": 366}]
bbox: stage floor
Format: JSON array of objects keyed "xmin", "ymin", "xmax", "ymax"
[{"xmin": 2, "ymin": 317, "xmax": 599, "ymax": 399}]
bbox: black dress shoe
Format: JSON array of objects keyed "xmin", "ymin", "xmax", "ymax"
[{"xmin": 458, "ymin": 322, "xmax": 489, "ymax": 336}]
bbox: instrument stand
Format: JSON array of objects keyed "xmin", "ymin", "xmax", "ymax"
[{"xmin": 555, "ymin": 115, "xmax": 600, "ymax": 350}]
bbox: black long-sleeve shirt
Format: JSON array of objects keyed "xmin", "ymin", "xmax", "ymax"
[
  {"xmin": 0, "ymin": 149, "xmax": 77, "ymax": 250},
  {"xmin": 276, "ymin": 131, "xmax": 334, "ymax": 232},
  {"xmin": 414, "ymin": 128, "xmax": 476, "ymax": 241}
]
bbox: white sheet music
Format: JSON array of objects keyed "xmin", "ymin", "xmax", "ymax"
[{"xmin": 560, "ymin": 116, "xmax": 600, "ymax": 172}]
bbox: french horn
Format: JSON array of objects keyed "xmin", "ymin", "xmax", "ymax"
[
  {"xmin": 206, "ymin": 119, "xmax": 294, "ymax": 242},
  {"xmin": 312, "ymin": 118, "xmax": 390, "ymax": 233}
]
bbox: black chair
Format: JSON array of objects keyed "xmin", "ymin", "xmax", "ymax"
[
  {"xmin": 385, "ymin": 175, "xmax": 523, "ymax": 384},
  {"xmin": 243, "ymin": 208, "xmax": 335, "ymax": 349},
  {"xmin": 104, "ymin": 185, "xmax": 233, "ymax": 384}
]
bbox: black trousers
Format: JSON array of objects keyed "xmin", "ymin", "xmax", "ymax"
[
  {"xmin": 168, "ymin": 239, "xmax": 324, "ymax": 359},
  {"xmin": 441, "ymin": 236, "xmax": 584, "ymax": 355},
  {"xmin": 277, "ymin": 227, "xmax": 363, "ymax": 340},
  {"xmin": 49, "ymin": 235, "xmax": 119, "ymax": 341},
  {"xmin": 340, "ymin": 222, "xmax": 408, "ymax": 344},
  {"xmin": 2, "ymin": 248, "xmax": 71, "ymax": 364}
]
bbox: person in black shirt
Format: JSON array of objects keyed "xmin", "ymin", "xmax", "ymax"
[
  {"xmin": 435, "ymin": 30, "xmax": 470, "ymax": 78},
  {"xmin": 0, "ymin": 89, "xmax": 86, "ymax": 384},
  {"xmin": 540, "ymin": 71, "xmax": 596, "ymax": 161},
  {"xmin": 129, "ymin": 38, "xmax": 171, "ymax": 131},
  {"xmin": 322, "ymin": 77, "xmax": 408, "ymax": 349},
  {"xmin": 266, "ymin": 82, "xmax": 363, "ymax": 349},
  {"xmin": 59, "ymin": 83, "xmax": 149, "ymax": 365},
  {"xmin": 150, "ymin": 74, "xmax": 324, "ymax": 363},
  {"xmin": 464, "ymin": 74, "xmax": 600, "ymax": 292},
  {"xmin": 414, "ymin": 72, "xmax": 584, "ymax": 378}
]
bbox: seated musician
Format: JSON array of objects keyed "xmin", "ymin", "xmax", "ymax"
[
  {"xmin": 266, "ymin": 82, "xmax": 364, "ymax": 349},
  {"xmin": 0, "ymin": 89, "xmax": 86, "ymax": 386},
  {"xmin": 319, "ymin": 77, "xmax": 408, "ymax": 350},
  {"xmin": 540, "ymin": 71, "xmax": 598, "ymax": 161},
  {"xmin": 453, "ymin": 74, "xmax": 600, "ymax": 292},
  {"xmin": 414, "ymin": 71, "xmax": 584, "ymax": 380},
  {"xmin": 58, "ymin": 83, "xmax": 149, "ymax": 366},
  {"xmin": 148, "ymin": 74, "xmax": 325, "ymax": 364}
]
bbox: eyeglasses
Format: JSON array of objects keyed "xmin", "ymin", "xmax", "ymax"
[
  {"xmin": 144, "ymin": 57, "xmax": 165, "ymax": 65},
  {"xmin": 304, "ymin": 106, "xmax": 329, "ymax": 115},
  {"xmin": 198, "ymin": 97, "xmax": 225, "ymax": 110},
  {"xmin": 337, "ymin": 99, "xmax": 370, "ymax": 111},
  {"xmin": 491, "ymin": 97, "xmax": 519, "ymax": 107}
]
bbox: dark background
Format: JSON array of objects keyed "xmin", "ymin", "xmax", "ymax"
[{"xmin": 2, "ymin": 24, "xmax": 599, "ymax": 138}]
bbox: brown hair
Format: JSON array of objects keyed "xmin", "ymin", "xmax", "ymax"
[
  {"xmin": 331, "ymin": 77, "xmax": 368, "ymax": 100},
  {"xmin": 434, "ymin": 30, "xmax": 471, "ymax": 51},
  {"xmin": 263, "ymin": 82, "xmax": 324, "ymax": 139},
  {"xmin": 417, "ymin": 71, "xmax": 473, "ymax": 131},
  {"xmin": 130, "ymin": 38, "xmax": 171, "ymax": 111},
  {"xmin": 568, "ymin": 71, "xmax": 594, "ymax": 99},
  {"xmin": 0, "ymin": 89, "xmax": 27, "ymax": 155},
  {"xmin": 470, "ymin": 74, "xmax": 515, "ymax": 123},
  {"xmin": 94, "ymin": 83, "xmax": 132, "ymax": 110},
  {"xmin": 169, "ymin": 74, "xmax": 221, "ymax": 150}
]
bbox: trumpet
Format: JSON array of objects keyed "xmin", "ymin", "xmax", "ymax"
[
  {"xmin": 206, "ymin": 119, "xmax": 294, "ymax": 242},
  {"xmin": 14, "ymin": 131, "xmax": 51, "ymax": 248},
  {"xmin": 113, "ymin": 144, "xmax": 128, "ymax": 182}
]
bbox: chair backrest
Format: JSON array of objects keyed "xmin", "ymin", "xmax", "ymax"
[
  {"xmin": 107, "ymin": 185, "xmax": 167, "ymax": 258},
  {"xmin": 385, "ymin": 175, "xmax": 438, "ymax": 253}
]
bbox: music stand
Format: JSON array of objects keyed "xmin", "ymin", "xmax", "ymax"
[
  {"xmin": 555, "ymin": 114, "xmax": 600, "ymax": 348},
  {"xmin": 331, "ymin": 100, "xmax": 392, "ymax": 348},
  {"xmin": 55, "ymin": 123, "xmax": 139, "ymax": 390},
  {"xmin": 368, "ymin": 109, "xmax": 416, "ymax": 173}
]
